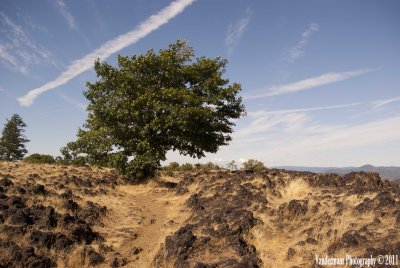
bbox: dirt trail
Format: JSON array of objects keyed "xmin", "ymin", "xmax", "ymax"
[{"xmin": 86, "ymin": 182, "xmax": 191, "ymax": 267}]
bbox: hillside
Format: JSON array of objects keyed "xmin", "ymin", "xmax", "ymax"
[
  {"xmin": 277, "ymin": 165, "xmax": 400, "ymax": 181},
  {"xmin": 1, "ymin": 162, "xmax": 399, "ymax": 267}
]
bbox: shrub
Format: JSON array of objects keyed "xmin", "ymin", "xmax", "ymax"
[
  {"xmin": 180, "ymin": 163, "xmax": 194, "ymax": 172},
  {"xmin": 242, "ymin": 159, "xmax": 266, "ymax": 172},
  {"xmin": 24, "ymin": 154, "xmax": 55, "ymax": 164},
  {"xmin": 194, "ymin": 162, "xmax": 220, "ymax": 171}
]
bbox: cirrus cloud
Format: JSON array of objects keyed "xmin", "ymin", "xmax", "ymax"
[{"xmin": 18, "ymin": 0, "xmax": 196, "ymax": 106}]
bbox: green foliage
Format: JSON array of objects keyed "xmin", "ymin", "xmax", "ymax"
[
  {"xmin": 180, "ymin": 163, "xmax": 193, "ymax": 171},
  {"xmin": 24, "ymin": 153, "xmax": 55, "ymax": 164},
  {"xmin": 166, "ymin": 162, "xmax": 180, "ymax": 170},
  {"xmin": 162, "ymin": 161, "xmax": 220, "ymax": 175},
  {"xmin": 242, "ymin": 159, "xmax": 266, "ymax": 172},
  {"xmin": 194, "ymin": 161, "xmax": 220, "ymax": 171},
  {"xmin": 61, "ymin": 40, "xmax": 246, "ymax": 181},
  {"xmin": 0, "ymin": 114, "xmax": 29, "ymax": 161}
]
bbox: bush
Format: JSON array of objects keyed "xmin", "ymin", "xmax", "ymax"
[
  {"xmin": 180, "ymin": 163, "xmax": 193, "ymax": 172},
  {"xmin": 242, "ymin": 159, "xmax": 266, "ymax": 172},
  {"xmin": 24, "ymin": 154, "xmax": 55, "ymax": 164},
  {"xmin": 194, "ymin": 162, "xmax": 220, "ymax": 171},
  {"xmin": 166, "ymin": 162, "xmax": 180, "ymax": 170}
]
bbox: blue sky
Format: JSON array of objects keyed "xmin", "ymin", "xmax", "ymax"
[{"xmin": 0, "ymin": 0, "xmax": 399, "ymax": 167}]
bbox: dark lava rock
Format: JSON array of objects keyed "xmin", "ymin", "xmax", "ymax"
[
  {"xmin": 65, "ymin": 199, "xmax": 79, "ymax": 211},
  {"xmin": 7, "ymin": 195, "xmax": 26, "ymax": 208},
  {"xmin": 307, "ymin": 173, "xmax": 344, "ymax": 188},
  {"xmin": 0, "ymin": 224, "xmax": 26, "ymax": 236},
  {"xmin": 53, "ymin": 233, "xmax": 74, "ymax": 250},
  {"xmin": 60, "ymin": 189, "xmax": 73, "ymax": 199},
  {"xmin": 26, "ymin": 205, "xmax": 58, "ymax": 228},
  {"xmin": 30, "ymin": 231, "xmax": 56, "ymax": 249},
  {"xmin": 340, "ymin": 230, "xmax": 366, "ymax": 247},
  {"xmin": 287, "ymin": 247, "xmax": 296, "ymax": 260},
  {"xmin": 365, "ymin": 242, "xmax": 400, "ymax": 256},
  {"xmin": 355, "ymin": 198, "xmax": 373, "ymax": 213},
  {"xmin": 77, "ymin": 201, "xmax": 107, "ymax": 224},
  {"xmin": 31, "ymin": 184, "xmax": 47, "ymax": 195},
  {"xmin": 287, "ymin": 200, "xmax": 308, "ymax": 218},
  {"xmin": 26, "ymin": 257, "xmax": 54, "ymax": 268},
  {"xmin": 345, "ymin": 172, "xmax": 385, "ymax": 194},
  {"xmin": 27, "ymin": 173, "xmax": 40, "ymax": 180},
  {"xmin": 0, "ymin": 177, "xmax": 13, "ymax": 187},
  {"xmin": 311, "ymin": 202, "xmax": 320, "ymax": 213},
  {"xmin": 328, "ymin": 230, "xmax": 367, "ymax": 254},
  {"xmin": 8, "ymin": 209, "xmax": 33, "ymax": 225},
  {"xmin": 60, "ymin": 213, "xmax": 85, "ymax": 225},
  {"xmin": 81, "ymin": 246, "xmax": 104, "ymax": 266},
  {"xmin": 70, "ymin": 224, "xmax": 98, "ymax": 244},
  {"xmin": 0, "ymin": 241, "xmax": 52, "ymax": 267},
  {"xmin": 335, "ymin": 202, "xmax": 344, "ymax": 214},
  {"xmin": 131, "ymin": 247, "xmax": 143, "ymax": 255},
  {"xmin": 374, "ymin": 191, "xmax": 396, "ymax": 208},
  {"xmin": 187, "ymin": 194, "xmax": 201, "ymax": 208},
  {"xmin": 158, "ymin": 181, "xmax": 178, "ymax": 188},
  {"xmin": 305, "ymin": 237, "xmax": 318, "ymax": 245},
  {"xmin": 165, "ymin": 224, "xmax": 196, "ymax": 259},
  {"xmin": 110, "ymin": 257, "xmax": 128, "ymax": 267},
  {"xmin": 396, "ymin": 214, "xmax": 400, "ymax": 225}
]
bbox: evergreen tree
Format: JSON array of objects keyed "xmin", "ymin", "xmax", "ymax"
[{"xmin": 0, "ymin": 114, "xmax": 29, "ymax": 161}]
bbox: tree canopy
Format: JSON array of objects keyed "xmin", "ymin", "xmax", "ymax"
[
  {"xmin": 0, "ymin": 114, "xmax": 29, "ymax": 161},
  {"xmin": 62, "ymin": 40, "xmax": 246, "ymax": 181},
  {"xmin": 24, "ymin": 153, "xmax": 55, "ymax": 164}
]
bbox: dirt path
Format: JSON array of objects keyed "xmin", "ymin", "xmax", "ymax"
[{"xmin": 86, "ymin": 182, "xmax": 190, "ymax": 267}]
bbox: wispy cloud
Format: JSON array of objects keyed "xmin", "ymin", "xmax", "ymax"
[
  {"xmin": 55, "ymin": 0, "xmax": 92, "ymax": 47},
  {"xmin": 285, "ymin": 22, "xmax": 319, "ymax": 62},
  {"xmin": 59, "ymin": 93, "xmax": 87, "ymax": 111},
  {"xmin": 239, "ymin": 96, "xmax": 400, "ymax": 140},
  {"xmin": 248, "ymin": 102, "xmax": 363, "ymax": 117},
  {"xmin": 56, "ymin": 0, "xmax": 77, "ymax": 29},
  {"xmin": 373, "ymin": 97, "xmax": 400, "ymax": 109},
  {"xmin": 18, "ymin": 0, "xmax": 196, "ymax": 106},
  {"xmin": 266, "ymin": 115, "xmax": 400, "ymax": 155},
  {"xmin": 232, "ymin": 99, "xmax": 400, "ymax": 166},
  {"xmin": 0, "ymin": 12, "xmax": 55, "ymax": 75},
  {"xmin": 226, "ymin": 7, "xmax": 253, "ymax": 55},
  {"xmin": 245, "ymin": 68, "xmax": 376, "ymax": 99}
]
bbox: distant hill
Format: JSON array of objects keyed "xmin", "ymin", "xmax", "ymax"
[{"xmin": 275, "ymin": 165, "xmax": 400, "ymax": 181}]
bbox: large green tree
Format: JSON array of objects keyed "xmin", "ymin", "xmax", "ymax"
[
  {"xmin": 0, "ymin": 114, "xmax": 29, "ymax": 161},
  {"xmin": 62, "ymin": 40, "xmax": 246, "ymax": 181}
]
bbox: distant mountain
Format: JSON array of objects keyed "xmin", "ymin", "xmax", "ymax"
[{"xmin": 274, "ymin": 165, "xmax": 400, "ymax": 181}]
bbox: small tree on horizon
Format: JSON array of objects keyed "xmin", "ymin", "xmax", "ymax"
[
  {"xmin": 242, "ymin": 159, "xmax": 266, "ymax": 172},
  {"xmin": 24, "ymin": 153, "xmax": 55, "ymax": 164},
  {"xmin": 61, "ymin": 40, "xmax": 246, "ymax": 181},
  {"xmin": 0, "ymin": 114, "xmax": 30, "ymax": 161},
  {"xmin": 227, "ymin": 160, "xmax": 237, "ymax": 171}
]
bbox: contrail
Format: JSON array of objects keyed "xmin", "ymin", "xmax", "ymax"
[{"xmin": 18, "ymin": 0, "xmax": 196, "ymax": 106}]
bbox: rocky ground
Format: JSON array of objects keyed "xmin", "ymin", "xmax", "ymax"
[{"xmin": 0, "ymin": 162, "xmax": 399, "ymax": 267}]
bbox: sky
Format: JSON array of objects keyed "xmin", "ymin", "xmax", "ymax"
[{"xmin": 0, "ymin": 0, "xmax": 399, "ymax": 167}]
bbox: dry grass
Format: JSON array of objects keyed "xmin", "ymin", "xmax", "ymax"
[
  {"xmin": 1, "ymin": 162, "xmax": 398, "ymax": 267},
  {"xmin": 0, "ymin": 162, "xmax": 192, "ymax": 267}
]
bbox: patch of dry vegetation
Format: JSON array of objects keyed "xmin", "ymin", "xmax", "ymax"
[{"xmin": 1, "ymin": 162, "xmax": 399, "ymax": 267}]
